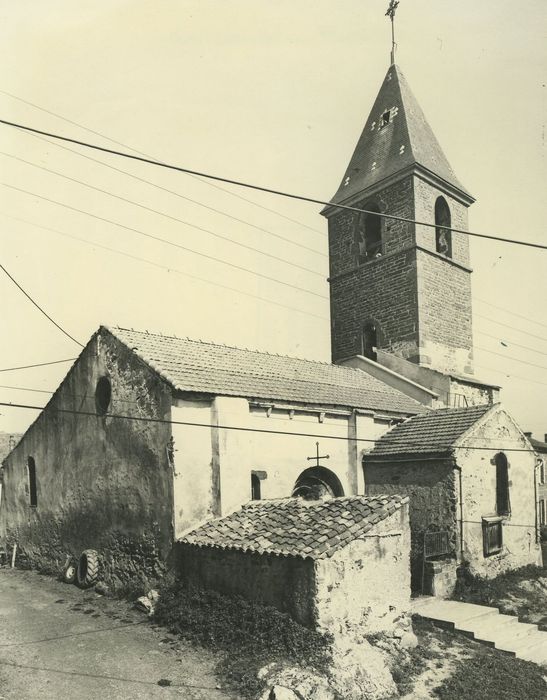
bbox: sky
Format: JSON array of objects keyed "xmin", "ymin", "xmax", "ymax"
[{"xmin": 0, "ymin": 1, "xmax": 545, "ymax": 439}]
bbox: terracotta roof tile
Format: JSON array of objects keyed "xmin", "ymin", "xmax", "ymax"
[
  {"xmin": 104, "ymin": 326, "xmax": 426, "ymax": 415},
  {"xmin": 366, "ymin": 404, "xmax": 493, "ymax": 460},
  {"xmin": 180, "ymin": 495, "xmax": 408, "ymax": 559}
]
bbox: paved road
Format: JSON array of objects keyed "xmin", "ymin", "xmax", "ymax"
[{"xmin": 0, "ymin": 568, "xmax": 238, "ymax": 699}]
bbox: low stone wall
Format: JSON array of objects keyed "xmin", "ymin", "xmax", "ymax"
[{"xmin": 423, "ymin": 558, "xmax": 458, "ymax": 598}]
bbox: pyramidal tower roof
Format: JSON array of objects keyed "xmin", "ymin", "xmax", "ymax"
[{"xmin": 328, "ymin": 65, "xmax": 473, "ymax": 207}]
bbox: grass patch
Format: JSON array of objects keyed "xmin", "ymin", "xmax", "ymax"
[
  {"xmin": 453, "ymin": 565, "xmax": 547, "ymax": 624},
  {"xmin": 153, "ymin": 581, "xmax": 333, "ymax": 698},
  {"xmin": 434, "ymin": 646, "xmax": 546, "ymax": 700}
]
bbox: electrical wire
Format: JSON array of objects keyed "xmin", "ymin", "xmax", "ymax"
[
  {"xmin": 474, "ymin": 364, "xmax": 547, "ymax": 388},
  {"xmin": 475, "ymin": 313, "xmax": 547, "ymax": 344},
  {"xmin": 475, "ymin": 346, "xmax": 547, "ymax": 371},
  {"xmin": 477, "ymin": 331, "xmax": 547, "ymax": 357},
  {"xmin": 23, "ymin": 130, "xmax": 327, "ymax": 256},
  {"xmin": 476, "ymin": 298, "xmax": 547, "ymax": 330},
  {"xmin": 0, "ymin": 358, "xmax": 77, "ymax": 373},
  {"xmin": 0, "ymin": 149, "xmax": 327, "ymax": 272},
  {"xmin": 0, "ymin": 212, "xmax": 329, "ymax": 321},
  {"xmin": 0, "ymin": 400, "xmax": 540, "ymax": 453},
  {"xmin": 0, "ymin": 262, "xmax": 84, "ymax": 347},
  {"xmin": 0, "ymin": 182, "xmax": 329, "ymax": 301},
  {"xmin": 0, "ymin": 87, "xmax": 326, "ymax": 236},
  {"xmin": 1, "ymin": 117, "xmax": 545, "ymax": 251}
]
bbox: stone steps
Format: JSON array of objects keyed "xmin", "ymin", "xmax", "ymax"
[{"xmin": 412, "ymin": 597, "xmax": 547, "ymax": 667}]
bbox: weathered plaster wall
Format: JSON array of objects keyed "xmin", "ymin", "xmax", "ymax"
[
  {"xmin": 364, "ymin": 459, "xmax": 457, "ymax": 589},
  {"xmin": 170, "ymin": 399, "xmax": 216, "ymax": 538},
  {"xmin": 0, "ymin": 329, "xmax": 174, "ymax": 589},
  {"xmin": 314, "ymin": 506, "xmax": 410, "ymax": 636},
  {"xmin": 176, "ymin": 545, "xmax": 316, "ymax": 626},
  {"xmin": 456, "ymin": 408, "xmax": 541, "ymax": 576}
]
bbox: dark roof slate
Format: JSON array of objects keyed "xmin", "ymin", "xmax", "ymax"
[
  {"xmin": 530, "ymin": 437, "xmax": 547, "ymax": 454},
  {"xmin": 105, "ymin": 326, "xmax": 426, "ymax": 415},
  {"xmin": 180, "ymin": 495, "xmax": 408, "ymax": 559},
  {"xmin": 329, "ymin": 65, "xmax": 471, "ymax": 206},
  {"xmin": 366, "ymin": 404, "xmax": 493, "ymax": 460}
]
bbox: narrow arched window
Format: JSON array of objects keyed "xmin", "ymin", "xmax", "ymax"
[
  {"xmin": 356, "ymin": 203, "xmax": 382, "ymax": 264},
  {"xmin": 27, "ymin": 456, "xmax": 37, "ymax": 507},
  {"xmin": 495, "ymin": 453, "xmax": 510, "ymax": 516},
  {"xmin": 361, "ymin": 323, "xmax": 378, "ymax": 361},
  {"xmin": 435, "ymin": 197, "xmax": 452, "ymax": 258},
  {"xmin": 251, "ymin": 473, "xmax": 261, "ymax": 500}
]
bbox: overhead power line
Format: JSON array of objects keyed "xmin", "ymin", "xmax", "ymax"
[
  {"xmin": 1, "ymin": 212, "xmax": 329, "ymax": 321},
  {"xmin": 0, "ymin": 87, "xmax": 326, "ymax": 237},
  {"xmin": 1, "ymin": 117, "xmax": 545, "ymax": 252},
  {"xmin": 0, "ymin": 182, "xmax": 329, "ymax": 301},
  {"xmin": 0, "ymin": 149, "xmax": 327, "ymax": 274},
  {"xmin": 0, "ymin": 262, "xmax": 84, "ymax": 348},
  {"xmin": 22, "ymin": 131, "xmax": 327, "ymax": 256},
  {"xmin": 475, "ymin": 313, "xmax": 547, "ymax": 344},
  {"xmin": 0, "ymin": 400, "xmax": 540, "ymax": 454},
  {"xmin": 474, "ymin": 364, "xmax": 547, "ymax": 388},
  {"xmin": 477, "ymin": 331, "xmax": 547, "ymax": 357},
  {"xmin": 0, "ymin": 358, "xmax": 77, "ymax": 373},
  {"xmin": 476, "ymin": 297, "xmax": 547, "ymax": 330},
  {"xmin": 475, "ymin": 345, "xmax": 547, "ymax": 372}
]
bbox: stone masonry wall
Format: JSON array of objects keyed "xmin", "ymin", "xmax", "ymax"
[
  {"xmin": 416, "ymin": 249, "xmax": 474, "ymax": 375},
  {"xmin": 328, "ymin": 176, "xmax": 419, "ymax": 363},
  {"xmin": 456, "ymin": 407, "xmax": 541, "ymax": 577},
  {"xmin": 0, "ymin": 329, "xmax": 174, "ymax": 591},
  {"xmin": 314, "ymin": 506, "xmax": 411, "ymax": 636},
  {"xmin": 175, "ymin": 545, "xmax": 316, "ymax": 627},
  {"xmin": 364, "ymin": 459, "xmax": 457, "ymax": 591}
]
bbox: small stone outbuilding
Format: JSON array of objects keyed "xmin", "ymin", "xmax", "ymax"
[
  {"xmin": 364, "ymin": 404, "xmax": 541, "ymax": 595},
  {"xmin": 177, "ymin": 495, "xmax": 410, "ymax": 636}
]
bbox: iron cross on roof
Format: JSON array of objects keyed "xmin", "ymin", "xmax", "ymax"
[{"xmin": 307, "ymin": 441, "xmax": 330, "ymax": 467}]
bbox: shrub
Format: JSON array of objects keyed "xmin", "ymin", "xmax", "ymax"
[{"xmin": 153, "ymin": 581, "xmax": 333, "ymax": 698}]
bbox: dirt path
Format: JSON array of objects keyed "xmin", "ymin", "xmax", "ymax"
[{"xmin": 0, "ymin": 568, "xmax": 238, "ymax": 700}]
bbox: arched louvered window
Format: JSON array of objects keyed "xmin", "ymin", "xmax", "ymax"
[
  {"xmin": 435, "ymin": 197, "xmax": 452, "ymax": 258},
  {"xmin": 356, "ymin": 203, "xmax": 382, "ymax": 264}
]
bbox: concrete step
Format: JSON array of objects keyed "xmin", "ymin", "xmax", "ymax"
[
  {"xmin": 413, "ymin": 597, "xmax": 547, "ymax": 667},
  {"xmin": 520, "ymin": 643, "xmax": 547, "ymax": 666}
]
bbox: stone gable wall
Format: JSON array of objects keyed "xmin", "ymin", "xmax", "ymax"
[
  {"xmin": 364, "ymin": 459, "xmax": 457, "ymax": 590},
  {"xmin": 456, "ymin": 408, "xmax": 541, "ymax": 577},
  {"xmin": 0, "ymin": 330, "xmax": 174, "ymax": 590},
  {"xmin": 314, "ymin": 506, "xmax": 410, "ymax": 636}
]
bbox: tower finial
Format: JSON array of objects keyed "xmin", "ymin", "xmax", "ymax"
[{"xmin": 385, "ymin": 1, "xmax": 399, "ymax": 65}]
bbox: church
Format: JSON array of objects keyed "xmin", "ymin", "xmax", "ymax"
[{"xmin": 0, "ymin": 56, "xmax": 541, "ymax": 599}]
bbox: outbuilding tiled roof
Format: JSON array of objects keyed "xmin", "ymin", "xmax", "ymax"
[
  {"xmin": 180, "ymin": 495, "xmax": 408, "ymax": 560},
  {"xmin": 366, "ymin": 404, "xmax": 494, "ymax": 460},
  {"xmin": 327, "ymin": 65, "xmax": 472, "ymax": 207},
  {"xmin": 104, "ymin": 326, "xmax": 426, "ymax": 415}
]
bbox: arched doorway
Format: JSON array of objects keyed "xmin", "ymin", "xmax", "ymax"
[{"xmin": 291, "ymin": 467, "xmax": 344, "ymax": 500}]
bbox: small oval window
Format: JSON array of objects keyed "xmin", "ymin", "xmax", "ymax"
[{"xmin": 95, "ymin": 376, "xmax": 112, "ymax": 415}]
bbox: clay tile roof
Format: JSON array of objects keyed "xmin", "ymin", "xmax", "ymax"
[
  {"xmin": 328, "ymin": 65, "xmax": 472, "ymax": 207},
  {"xmin": 104, "ymin": 326, "xmax": 426, "ymax": 416},
  {"xmin": 179, "ymin": 495, "xmax": 409, "ymax": 559},
  {"xmin": 366, "ymin": 404, "xmax": 493, "ymax": 460}
]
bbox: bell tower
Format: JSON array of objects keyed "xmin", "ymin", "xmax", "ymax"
[{"xmin": 322, "ymin": 64, "xmax": 476, "ymax": 377}]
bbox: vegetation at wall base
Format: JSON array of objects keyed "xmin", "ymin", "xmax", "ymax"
[
  {"xmin": 453, "ymin": 564, "xmax": 547, "ymax": 625},
  {"xmin": 153, "ymin": 580, "xmax": 334, "ymax": 698},
  {"xmin": 433, "ymin": 646, "xmax": 546, "ymax": 700}
]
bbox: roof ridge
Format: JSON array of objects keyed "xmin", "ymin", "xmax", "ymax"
[{"xmin": 109, "ymin": 324, "xmax": 338, "ymax": 367}]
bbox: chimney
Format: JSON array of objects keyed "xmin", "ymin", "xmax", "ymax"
[
  {"xmin": 544, "ymin": 433, "xmax": 547, "ymax": 443},
  {"xmin": 524, "ymin": 431, "xmax": 532, "ymax": 439}
]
